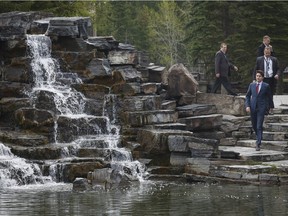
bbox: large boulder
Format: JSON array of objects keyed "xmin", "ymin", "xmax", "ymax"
[{"xmin": 166, "ymin": 63, "xmax": 199, "ymax": 102}]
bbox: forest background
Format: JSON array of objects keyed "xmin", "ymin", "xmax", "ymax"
[{"xmin": 1, "ymin": 1, "xmax": 288, "ymax": 93}]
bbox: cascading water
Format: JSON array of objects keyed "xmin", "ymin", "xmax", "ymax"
[
  {"xmin": 0, "ymin": 143, "xmax": 52, "ymax": 188},
  {"xmin": 25, "ymin": 34, "xmax": 145, "ymax": 183}
]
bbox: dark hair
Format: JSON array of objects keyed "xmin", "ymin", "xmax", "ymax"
[{"xmin": 256, "ymin": 70, "xmax": 264, "ymax": 77}]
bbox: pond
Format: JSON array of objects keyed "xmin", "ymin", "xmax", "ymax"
[{"xmin": 1, "ymin": 181, "xmax": 288, "ymax": 216}]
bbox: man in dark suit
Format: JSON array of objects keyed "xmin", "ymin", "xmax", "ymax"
[
  {"xmin": 257, "ymin": 35, "xmax": 275, "ymax": 57},
  {"xmin": 211, "ymin": 42, "xmax": 238, "ymax": 96},
  {"xmin": 245, "ymin": 70, "xmax": 274, "ymax": 151},
  {"xmin": 254, "ymin": 47, "xmax": 280, "ymax": 114}
]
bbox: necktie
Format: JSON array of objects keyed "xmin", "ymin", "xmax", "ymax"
[
  {"xmin": 265, "ymin": 58, "xmax": 270, "ymax": 77},
  {"xmin": 256, "ymin": 83, "xmax": 259, "ymax": 94}
]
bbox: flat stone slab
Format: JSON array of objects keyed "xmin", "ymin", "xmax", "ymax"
[
  {"xmin": 176, "ymin": 104, "xmax": 217, "ymax": 118},
  {"xmin": 265, "ymin": 114, "xmax": 288, "ymax": 123},
  {"xmin": 265, "ymin": 160, "xmax": 288, "ymax": 168},
  {"xmin": 123, "ymin": 110, "xmax": 178, "ymax": 127},
  {"xmin": 145, "ymin": 123, "xmax": 186, "ymax": 130},
  {"xmin": 265, "ymin": 122, "xmax": 288, "ymax": 132},
  {"xmin": 236, "ymin": 139, "xmax": 288, "ymax": 151},
  {"xmin": 178, "ymin": 114, "xmax": 222, "ymax": 131},
  {"xmin": 262, "ymin": 131, "xmax": 288, "ymax": 141},
  {"xmin": 219, "ymin": 146, "xmax": 288, "ymax": 162},
  {"xmin": 137, "ymin": 129, "xmax": 194, "ymax": 154},
  {"xmin": 0, "ymin": 130, "xmax": 49, "ymax": 146}
]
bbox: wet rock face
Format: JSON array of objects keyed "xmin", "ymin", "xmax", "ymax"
[
  {"xmin": 56, "ymin": 116, "xmax": 110, "ymax": 143},
  {"xmin": 15, "ymin": 107, "xmax": 55, "ymax": 132}
]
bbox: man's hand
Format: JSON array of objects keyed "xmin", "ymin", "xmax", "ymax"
[
  {"xmin": 216, "ymin": 73, "xmax": 220, "ymax": 78},
  {"xmin": 246, "ymin": 107, "xmax": 250, "ymax": 113},
  {"xmin": 234, "ymin": 66, "xmax": 238, "ymax": 71},
  {"xmin": 274, "ymin": 74, "xmax": 279, "ymax": 80}
]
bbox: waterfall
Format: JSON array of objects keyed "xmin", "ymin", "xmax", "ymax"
[
  {"xmin": 25, "ymin": 34, "xmax": 146, "ymax": 183},
  {"xmin": 27, "ymin": 35, "xmax": 85, "ymax": 116},
  {"xmin": 0, "ymin": 143, "xmax": 52, "ymax": 188}
]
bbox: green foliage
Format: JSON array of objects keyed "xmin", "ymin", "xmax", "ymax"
[{"xmin": 146, "ymin": 1, "xmax": 186, "ymax": 67}]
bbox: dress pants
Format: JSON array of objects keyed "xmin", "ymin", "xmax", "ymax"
[
  {"xmin": 211, "ymin": 76, "xmax": 236, "ymax": 95},
  {"xmin": 250, "ymin": 109, "xmax": 265, "ymax": 146},
  {"xmin": 263, "ymin": 77, "xmax": 275, "ymax": 95}
]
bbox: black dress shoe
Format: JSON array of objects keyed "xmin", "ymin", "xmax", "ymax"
[{"xmin": 256, "ymin": 146, "xmax": 260, "ymax": 151}]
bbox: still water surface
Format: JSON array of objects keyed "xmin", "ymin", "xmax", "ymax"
[{"xmin": 1, "ymin": 181, "xmax": 288, "ymax": 216}]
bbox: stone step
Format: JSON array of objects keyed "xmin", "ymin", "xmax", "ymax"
[
  {"xmin": 194, "ymin": 131, "xmax": 226, "ymax": 140},
  {"xmin": 264, "ymin": 114, "xmax": 288, "ymax": 123},
  {"xmin": 42, "ymin": 157, "xmax": 109, "ymax": 183},
  {"xmin": 11, "ymin": 142, "xmax": 132, "ymax": 161},
  {"xmin": 209, "ymin": 163, "xmax": 288, "ymax": 184},
  {"xmin": 273, "ymin": 106, "xmax": 288, "ymax": 115},
  {"xmin": 236, "ymin": 139, "xmax": 288, "ymax": 152},
  {"xmin": 77, "ymin": 148, "xmax": 132, "ymax": 161},
  {"xmin": 219, "ymin": 146, "xmax": 288, "ymax": 162},
  {"xmin": 10, "ymin": 145, "xmax": 62, "ymax": 160},
  {"xmin": 234, "ymin": 131, "xmax": 288, "ymax": 141},
  {"xmin": 122, "ymin": 110, "xmax": 178, "ymax": 127},
  {"xmin": 168, "ymin": 136, "xmax": 219, "ymax": 158},
  {"xmin": 144, "ymin": 123, "xmax": 186, "ymax": 130},
  {"xmin": 120, "ymin": 95, "xmax": 162, "ymax": 112},
  {"xmin": 262, "ymin": 131, "xmax": 288, "ymax": 141},
  {"xmin": 178, "ymin": 114, "xmax": 222, "ymax": 131},
  {"xmin": 196, "ymin": 93, "xmax": 246, "ymax": 116},
  {"xmin": 264, "ymin": 159, "xmax": 288, "ymax": 169},
  {"xmin": 146, "ymin": 174, "xmax": 185, "ymax": 182},
  {"xmin": 0, "ymin": 130, "xmax": 49, "ymax": 147},
  {"xmin": 176, "ymin": 104, "xmax": 217, "ymax": 118},
  {"xmin": 137, "ymin": 129, "xmax": 194, "ymax": 155},
  {"xmin": 161, "ymin": 100, "xmax": 177, "ymax": 110},
  {"xmin": 75, "ymin": 138, "xmax": 111, "ymax": 148},
  {"xmin": 146, "ymin": 166, "xmax": 184, "ymax": 175},
  {"xmin": 140, "ymin": 82, "xmax": 158, "ymax": 95},
  {"xmin": 265, "ymin": 122, "xmax": 288, "ymax": 132}
]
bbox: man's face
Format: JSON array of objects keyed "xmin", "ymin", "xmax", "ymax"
[
  {"xmin": 264, "ymin": 49, "xmax": 271, "ymax": 57},
  {"xmin": 221, "ymin": 45, "xmax": 227, "ymax": 53},
  {"xmin": 264, "ymin": 38, "xmax": 270, "ymax": 45},
  {"xmin": 256, "ymin": 73, "xmax": 264, "ymax": 82}
]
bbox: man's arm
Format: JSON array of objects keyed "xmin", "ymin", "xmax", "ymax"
[
  {"xmin": 272, "ymin": 57, "xmax": 280, "ymax": 79},
  {"xmin": 215, "ymin": 52, "xmax": 221, "ymax": 74},
  {"xmin": 245, "ymin": 83, "xmax": 252, "ymax": 113}
]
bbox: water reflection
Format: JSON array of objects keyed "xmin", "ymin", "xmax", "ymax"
[{"xmin": 1, "ymin": 181, "xmax": 288, "ymax": 216}]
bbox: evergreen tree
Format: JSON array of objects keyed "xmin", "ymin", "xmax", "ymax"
[{"xmin": 146, "ymin": 1, "xmax": 186, "ymax": 67}]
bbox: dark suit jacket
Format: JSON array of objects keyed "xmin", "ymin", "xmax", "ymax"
[
  {"xmin": 245, "ymin": 81, "xmax": 274, "ymax": 114},
  {"xmin": 257, "ymin": 43, "xmax": 275, "ymax": 57},
  {"xmin": 215, "ymin": 50, "xmax": 234, "ymax": 77},
  {"xmin": 253, "ymin": 56, "xmax": 279, "ymax": 80}
]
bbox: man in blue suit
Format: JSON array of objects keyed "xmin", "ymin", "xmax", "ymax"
[{"xmin": 245, "ymin": 70, "xmax": 274, "ymax": 151}]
